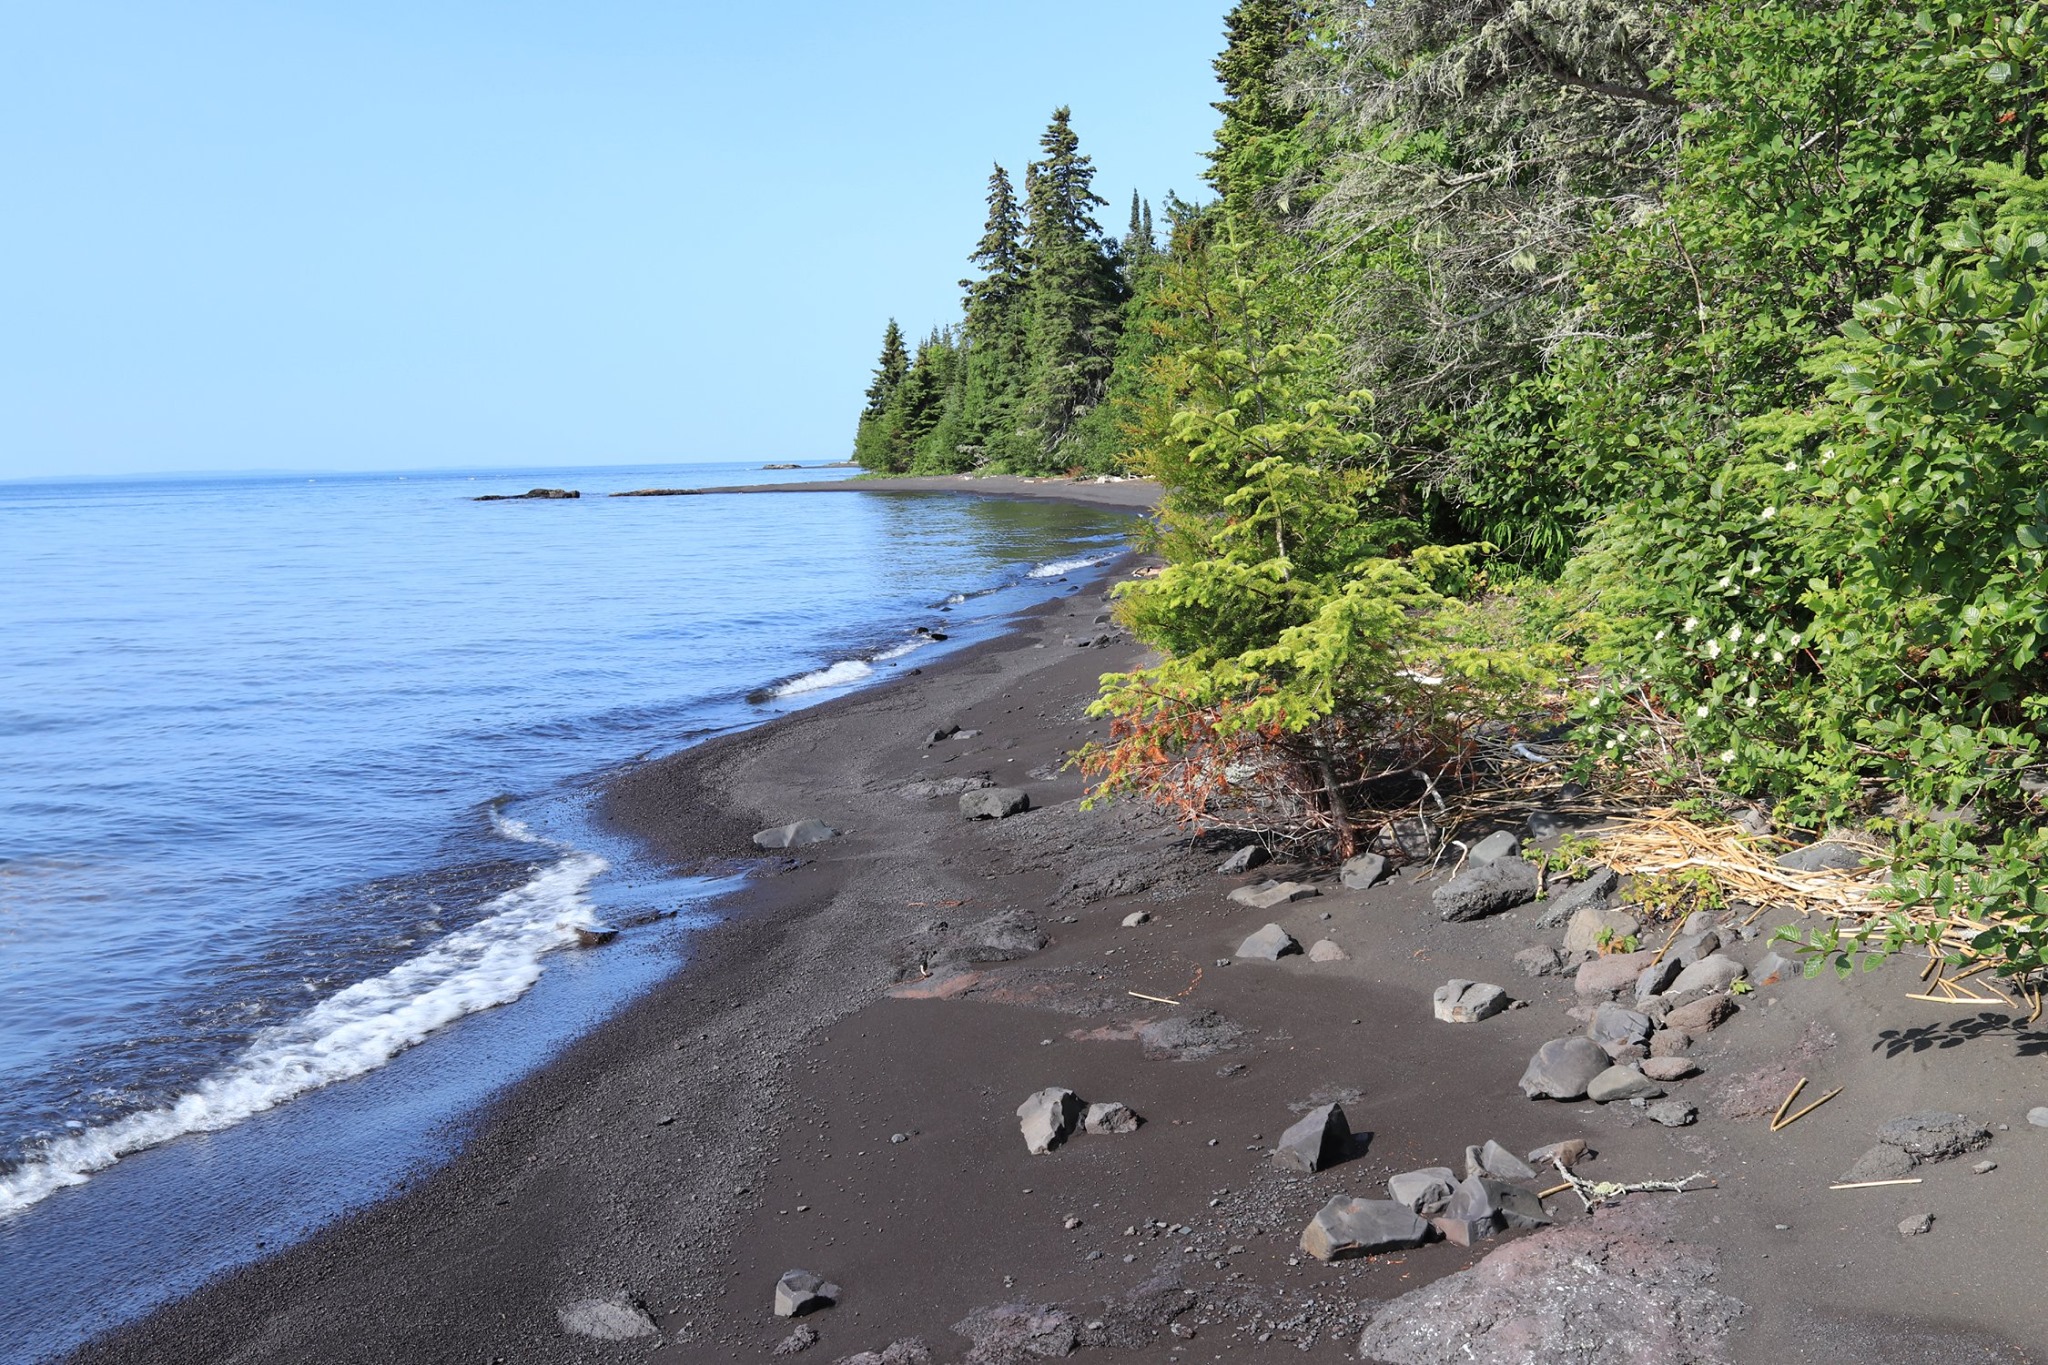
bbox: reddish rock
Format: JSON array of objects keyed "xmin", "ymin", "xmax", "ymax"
[{"xmin": 1664, "ymin": 994, "xmax": 1737, "ymax": 1035}]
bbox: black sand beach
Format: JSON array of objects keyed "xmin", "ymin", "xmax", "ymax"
[{"xmin": 63, "ymin": 477, "xmax": 2048, "ymax": 1365}]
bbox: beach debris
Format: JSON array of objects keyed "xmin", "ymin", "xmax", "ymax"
[
  {"xmin": 1547, "ymin": 1158, "xmax": 1713, "ymax": 1212},
  {"xmin": 1272, "ymin": 1102, "xmax": 1351, "ymax": 1174},
  {"xmin": 1466, "ymin": 1140, "xmax": 1539, "ymax": 1184},
  {"xmin": 1526, "ymin": 1138, "xmax": 1591, "ymax": 1171},
  {"xmin": 1898, "ymin": 1212, "xmax": 1934, "ymax": 1238},
  {"xmin": 1017, "ymin": 1088, "xmax": 1084, "ymax": 1155},
  {"xmin": 772, "ymin": 1323, "xmax": 819, "ymax": 1355},
  {"xmin": 2031, "ymin": 1106, "xmax": 2048, "ymax": 1128},
  {"xmin": 1534, "ymin": 866, "xmax": 1619, "ymax": 928},
  {"xmin": 1433, "ymin": 979, "xmax": 1510, "ymax": 1024},
  {"xmin": 1767, "ymin": 1084, "xmax": 1840, "ymax": 1131},
  {"xmin": 774, "ymin": 1270, "xmax": 841, "ymax": 1319},
  {"xmin": 556, "ymin": 1295, "xmax": 658, "ymax": 1341},
  {"xmin": 1227, "ymin": 879, "xmax": 1318, "ymax": 909},
  {"xmin": 1387, "ymin": 1167, "xmax": 1458, "ymax": 1215},
  {"xmin": 960, "ymin": 787, "xmax": 1030, "ymax": 820},
  {"xmin": 1641, "ymin": 1056, "xmax": 1699, "ymax": 1082},
  {"xmin": 1299, "ymin": 1196, "xmax": 1432, "ymax": 1261},
  {"xmin": 1587, "ymin": 1001, "xmax": 1653, "ymax": 1055},
  {"xmin": 1588, "ymin": 1066, "xmax": 1665, "ymax": 1104},
  {"xmin": 1668, "ymin": 954, "xmax": 1747, "ymax": 996},
  {"xmin": 1829, "ymin": 1178, "xmax": 1924, "ymax": 1190},
  {"xmin": 1083, "ymin": 1101, "xmax": 1142, "ymax": 1135},
  {"xmin": 1126, "ymin": 990, "xmax": 1178, "ymax": 1006},
  {"xmin": 1563, "ymin": 905, "xmax": 1641, "ymax": 957},
  {"xmin": 1575, "ymin": 950, "xmax": 1657, "ymax": 1001},
  {"xmin": 1218, "ymin": 844, "xmax": 1270, "ymax": 874},
  {"xmin": 1432, "ymin": 856, "xmax": 1540, "ymax": 922},
  {"xmin": 753, "ymin": 818, "xmax": 838, "ymax": 850},
  {"xmin": 1514, "ymin": 946, "xmax": 1565, "ymax": 977},
  {"xmin": 1644, "ymin": 1099, "xmax": 1697, "ymax": 1127},
  {"xmin": 1120, "ymin": 910, "xmax": 1150, "ymax": 927},
  {"xmin": 1235, "ymin": 923, "xmax": 1302, "ymax": 961},
  {"xmin": 1308, "ymin": 938, "xmax": 1349, "ymax": 962},
  {"xmin": 1339, "ymin": 851, "xmax": 1387, "ymax": 888},
  {"xmin": 1519, "ymin": 1038, "xmax": 1612, "ymax": 1100},
  {"xmin": 1875, "ymin": 1110, "xmax": 1991, "ymax": 1160}
]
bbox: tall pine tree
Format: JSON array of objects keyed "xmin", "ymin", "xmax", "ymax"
[
  {"xmin": 1207, "ymin": 1, "xmax": 1311, "ymax": 231},
  {"xmin": 1020, "ymin": 107, "xmax": 1126, "ymax": 469},
  {"xmin": 958, "ymin": 164, "xmax": 1032, "ymax": 468}
]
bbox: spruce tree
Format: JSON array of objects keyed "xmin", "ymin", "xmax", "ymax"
[
  {"xmin": 852, "ymin": 320, "xmax": 911, "ymax": 468},
  {"xmin": 1206, "ymin": 1, "xmax": 1309, "ymax": 226},
  {"xmin": 861, "ymin": 320, "xmax": 909, "ymax": 419},
  {"xmin": 1020, "ymin": 107, "xmax": 1126, "ymax": 468},
  {"xmin": 958, "ymin": 164, "xmax": 1032, "ymax": 467}
]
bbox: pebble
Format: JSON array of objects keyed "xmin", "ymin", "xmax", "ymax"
[
  {"xmin": 1064, "ymin": 1216, "xmax": 1082, "ymax": 1229},
  {"xmin": 1899, "ymin": 1212, "xmax": 1933, "ymax": 1238},
  {"xmin": 2028, "ymin": 1106, "xmax": 2048, "ymax": 1128},
  {"xmin": 1974, "ymin": 1160, "xmax": 1997, "ymax": 1174}
]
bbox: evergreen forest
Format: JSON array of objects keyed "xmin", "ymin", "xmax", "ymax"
[{"xmin": 852, "ymin": 1, "xmax": 2048, "ymax": 984}]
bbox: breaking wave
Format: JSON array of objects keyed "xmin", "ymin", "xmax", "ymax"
[{"xmin": 0, "ymin": 836, "xmax": 606, "ymax": 1217}]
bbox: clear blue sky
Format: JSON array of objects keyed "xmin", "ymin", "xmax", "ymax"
[{"xmin": 0, "ymin": 2, "xmax": 1231, "ymax": 480}]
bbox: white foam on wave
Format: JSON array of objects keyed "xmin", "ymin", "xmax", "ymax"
[
  {"xmin": 0, "ymin": 846, "xmax": 607, "ymax": 1217},
  {"xmin": 1027, "ymin": 553, "xmax": 1113, "ymax": 579},
  {"xmin": 771, "ymin": 659, "xmax": 874, "ymax": 697},
  {"xmin": 873, "ymin": 637, "xmax": 935, "ymax": 662}
]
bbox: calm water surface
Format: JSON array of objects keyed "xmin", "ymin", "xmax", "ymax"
[{"xmin": 0, "ymin": 462, "xmax": 1130, "ymax": 1360}]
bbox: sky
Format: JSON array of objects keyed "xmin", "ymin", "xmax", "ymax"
[{"xmin": 0, "ymin": 2, "xmax": 1232, "ymax": 480}]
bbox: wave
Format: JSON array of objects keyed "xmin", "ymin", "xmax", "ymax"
[
  {"xmin": 0, "ymin": 846, "xmax": 607, "ymax": 1217},
  {"xmin": 769, "ymin": 659, "xmax": 874, "ymax": 697},
  {"xmin": 873, "ymin": 637, "xmax": 935, "ymax": 662},
  {"xmin": 1027, "ymin": 553, "xmax": 1114, "ymax": 579}
]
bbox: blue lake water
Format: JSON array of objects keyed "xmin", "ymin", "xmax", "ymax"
[{"xmin": 0, "ymin": 462, "xmax": 1131, "ymax": 1360}]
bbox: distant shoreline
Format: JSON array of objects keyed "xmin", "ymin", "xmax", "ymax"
[{"xmin": 610, "ymin": 473, "xmax": 1161, "ymax": 510}]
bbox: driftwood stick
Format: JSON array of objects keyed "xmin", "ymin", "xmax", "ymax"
[
  {"xmin": 1830, "ymin": 1178, "xmax": 1923, "ymax": 1190},
  {"xmin": 1127, "ymin": 991, "xmax": 1179, "ymax": 1006},
  {"xmin": 1769, "ymin": 1077, "xmax": 1807, "ymax": 1130},
  {"xmin": 1772, "ymin": 1086, "xmax": 1841, "ymax": 1132}
]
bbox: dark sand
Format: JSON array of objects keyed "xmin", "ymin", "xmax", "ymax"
[{"xmin": 64, "ymin": 480, "xmax": 2048, "ymax": 1364}]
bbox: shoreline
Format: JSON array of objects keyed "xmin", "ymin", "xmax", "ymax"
[
  {"xmin": 60, "ymin": 485, "xmax": 2048, "ymax": 1364},
  {"xmin": 609, "ymin": 474, "xmax": 1161, "ymax": 511}
]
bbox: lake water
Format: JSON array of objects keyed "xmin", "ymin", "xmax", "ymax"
[{"xmin": 0, "ymin": 463, "xmax": 1131, "ymax": 1360}]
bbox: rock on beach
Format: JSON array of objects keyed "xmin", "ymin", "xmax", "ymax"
[
  {"xmin": 1300, "ymin": 1197, "xmax": 1431, "ymax": 1261},
  {"xmin": 1273, "ymin": 1102, "xmax": 1351, "ymax": 1174},
  {"xmin": 960, "ymin": 788, "xmax": 1031, "ymax": 820},
  {"xmin": 753, "ymin": 818, "xmax": 838, "ymax": 849},
  {"xmin": 1432, "ymin": 856, "xmax": 1540, "ymax": 922},
  {"xmin": 1017, "ymin": 1087, "xmax": 1083, "ymax": 1155},
  {"xmin": 1519, "ymin": 1037, "xmax": 1612, "ymax": 1101}
]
